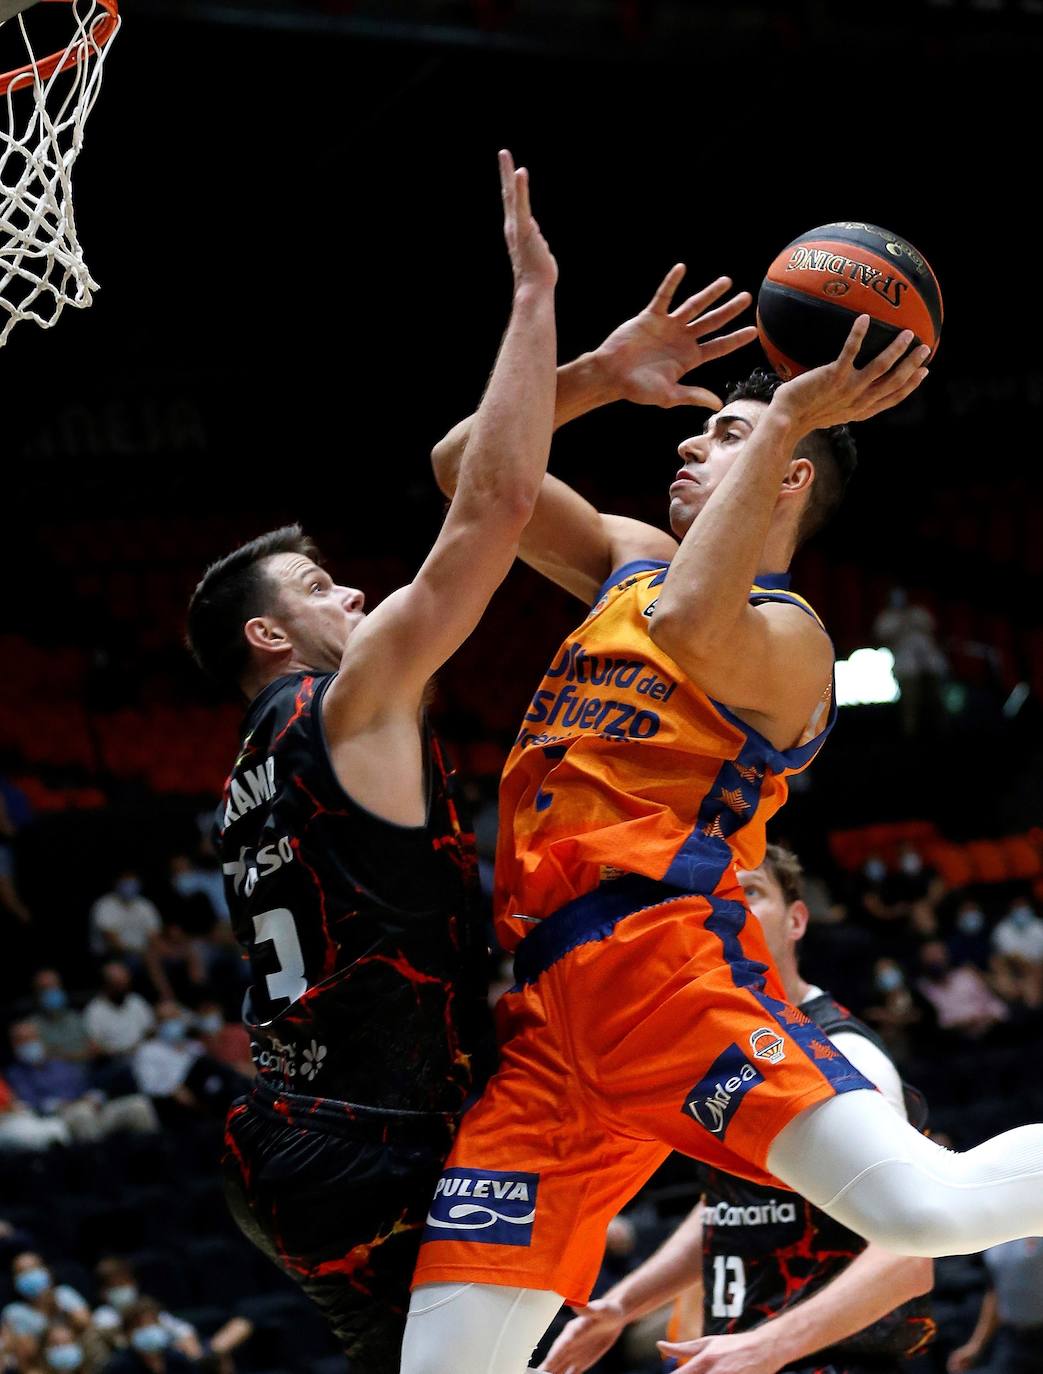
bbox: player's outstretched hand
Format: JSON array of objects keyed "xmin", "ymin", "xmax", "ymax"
[
  {"xmin": 769, "ymin": 314, "xmax": 930, "ymax": 432},
  {"xmin": 947, "ymin": 1341, "xmax": 984, "ymax": 1373},
  {"xmin": 500, "ymin": 149, "xmax": 557, "ymax": 293},
  {"xmin": 538, "ymin": 1297, "xmax": 627, "ymax": 1373},
  {"xmin": 657, "ymin": 1327, "xmax": 784, "ymax": 1374},
  {"xmin": 592, "ymin": 265, "xmax": 759, "ymax": 410}
]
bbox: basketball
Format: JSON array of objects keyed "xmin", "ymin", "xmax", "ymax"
[{"xmin": 756, "ymin": 221, "xmax": 943, "ymax": 380}]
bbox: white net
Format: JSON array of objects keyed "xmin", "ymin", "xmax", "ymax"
[{"xmin": 0, "ymin": 0, "xmax": 119, "ymax": 346}]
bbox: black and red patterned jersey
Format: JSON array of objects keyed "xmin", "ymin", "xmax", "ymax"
[
  {"xmin": 216, "ymin": 670, "xmax": 491, "ymax": 1118},
  {"xmin": 698, "ymin": 993, "xmax": 935, "ymax": 1367}
]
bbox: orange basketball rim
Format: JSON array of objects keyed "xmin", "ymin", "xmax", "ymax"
[{"xmin": 0, "ymin": 0, "xmax": 119, "ymax": 95}]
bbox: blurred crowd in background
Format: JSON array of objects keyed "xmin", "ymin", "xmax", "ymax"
[{"xmin": 3, "ymin": 739, "xmax": 1043, "ymax": 1371}]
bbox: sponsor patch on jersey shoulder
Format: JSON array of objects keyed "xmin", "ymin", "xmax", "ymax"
[
  {"xmin": 423, "ymin": 1168, "xmax": 539, "ymax": 1247},
  {"xmin": 682, "ymin": 1043, "xmax": 764, "ymax": 1139}
]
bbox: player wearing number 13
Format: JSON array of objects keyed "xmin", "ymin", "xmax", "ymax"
[{"xmin": 184, "ymin": 152, "xmax": 559, "ymax": 1372}]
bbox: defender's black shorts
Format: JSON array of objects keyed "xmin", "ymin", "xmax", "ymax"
[{"xmin": 222, "ymin": 1082, "xmax": 455, "ymax": 1373}]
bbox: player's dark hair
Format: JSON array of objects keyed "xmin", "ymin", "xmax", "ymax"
[
  {"xmin": 725, "ymin": 368, "xmax": 857, "ymax": 545},
  {"xmin": 186, "ymin": 525, "xmax": 319, "ymax": 689},
  {"xmin": 760, "ymin": 843, "xmax": 805, "ymax": 907}
]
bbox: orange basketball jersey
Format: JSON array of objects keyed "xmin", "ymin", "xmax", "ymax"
[{"xmin": 495, "ymin": 560, "xmax": 834, "ymax": 950}]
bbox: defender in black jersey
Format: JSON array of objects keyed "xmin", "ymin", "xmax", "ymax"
[
  {"xmin": 544, "ymin": 847, "xmax": 936, "ymax": 1374},
  {"xmin": 686, "ymin": 983, "xmax": 935, "ymax": 1374},
  {"xmin": 185, "ymin": 151, "xmax": 559, "ymax": 1372}
]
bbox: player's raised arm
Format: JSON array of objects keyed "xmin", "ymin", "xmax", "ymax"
[
  {"xmin": 323, "ymin": 150, "xmax": 557, "ymax": 734},
  {"xmin": 431, "ymin": 266, "xmax": 758, "ymax": 603},
  {"xmin": 649, "ymin": 317, "xmax": 931, "ymax": 748}
]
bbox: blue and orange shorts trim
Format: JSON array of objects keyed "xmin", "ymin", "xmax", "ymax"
[{"xmin": 412, "ymin": 874, "xmax": 874, "ymax": 1306}]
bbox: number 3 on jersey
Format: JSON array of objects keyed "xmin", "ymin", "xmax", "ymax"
[
  {"xmin": 711, "ymin": 1254, "xmax": 746, "ymax": 1319},
  {"xmin": 252, "ymin": 908, "xmax": 308, "ymax": 1007}
]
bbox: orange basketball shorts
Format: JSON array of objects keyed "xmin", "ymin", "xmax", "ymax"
[{"xmin": 412, "ymin": 874, "xmax": 874, "ymax": 1306}]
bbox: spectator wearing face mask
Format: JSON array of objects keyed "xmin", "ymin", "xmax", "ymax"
[
  {"xmin": 916, "ymin": 940, "xmax": 1010, "ymax": 1041},
  {"xmin": 130, "ymin": 1004, "xmax": 246, "ymax": 1125},
  {"xmin": 29, "ymin": 972, "xmax": 92, "ymax": 1065},
  {"xmin": 891, "ymin": 842, "xmax": 935, "ymax": 898},
  {"xmin": 947, "ymin": 897, "xmax": 992, "ymax": 971},
  {"xmin": 92, "ymin": 1258, "xmax": 140, "ymax": 1330},
  {"xmin": 856, "ymin": 854, "xmax": 927, "ymax": 963},
  {"xmin": 990, "ymin": 898, "xmax": 1043, "ymax": 1010},
  {"xmin": 865, "ymin": 956, "xmax": 922, "ymax": 1060},
  {"xmin": 128, "ymin": 1004, "xmax": 200, "ymax": 1123},
  {"xmin": 103, "ymin": 1299, "xmax": 194, "ymax": 1373},
  {"xmin": 163, "ymin": 859, "xmax": 242, "ymax": 1006},
  {"xmin": 92, "ymin": 1260, "xmax": 252, "ymax": 1368},
  {"xmin": 41, "ymin": 1322, "xmax": 107, "ymax": 1374},
  {"xmin": 1, "ymin": 1295, "xmax": 48, "ymax": 1370},
  {"xmin": 4, "ymin": 1023, "xmax": 158, "ymax": 1144},
  {"xmin": 2, "ymin": 1254, "xmax": 89, "ymax": 1336},
  {"xmin": 164, "ymin": 857, "xmax": 221, "ymax": 940},
  {"xmin": 83, "ymin": 965, "xmax": 154, "ymax": 1062},
  {"xmin": 894, "ymin": 843, "xmax": 943, "ymax": 939},
  {"xmin": 88, "ymin": 873, "xmax": 161, "ymax": 966},
  {"xmin": 88, "ymin": 876, "xmax": 173, "ymax": 1004}
]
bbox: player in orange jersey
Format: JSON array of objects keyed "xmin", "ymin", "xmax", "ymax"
[{"xmin": 399, "ymin": 274, "xmax": 1043, "ymax": 1374}]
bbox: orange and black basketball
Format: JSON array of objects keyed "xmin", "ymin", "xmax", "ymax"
[{"xmin": 756, "ymin": 221, "xmax": 943, "ymax": 379}]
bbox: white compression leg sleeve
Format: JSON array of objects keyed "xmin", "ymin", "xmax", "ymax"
[
  {"xmin": 767, "ymin": 1088, "xmax": 1043, "ymax": 1256},
  {"xmin": 399, "ymin": 1282, "xmax": 564, "ymax": 1374}
]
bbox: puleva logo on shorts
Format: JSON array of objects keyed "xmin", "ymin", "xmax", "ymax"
[
  {"xmin": 422, "ymin": 1168, "xmax": 539, "ymax": 1247},
  {"xmin": 682, "ymin": 1043, "xmax": 764, "ymax": 1138}
]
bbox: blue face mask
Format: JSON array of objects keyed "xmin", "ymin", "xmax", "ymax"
[
  {"xmin": 876, "ymin": 966, "xmax": 905, "ymax": 993},
  {"xmin": 39, "ymin": 987, "xmax": 68, "ymax": 1014},
  {"xmin": 863, "ymin": 858, "xmax": 887, "ymax": 883},
  {"xmin": 130, "ymin": 1324, "xmax": 169, "ymax": 1354},
  {"xmin": 197, "ymin": 1013, "xmax": 223, "ymax": 1035},
  {"xmin": 14, "ymin": 1266, "xmax": 51, "ymax": 1300},
  {"xmin": 172, "ymin": 872, "xmax": 197, "ymax": 896},
  {"xmin": 1009, "ymin": 905, "xmax": 1036, "ymax": 930},
  {"xmin": 957, "ymin": 908, "xmax": 986, "ymax": 936},
  {"xmin": 45, "ymin": 1346, "xmax": 84, "ymax": 1371},
  {"xmin": 158, "ymin": 1019, "xmax": 186, "ymax": 1044},
  {"xmin": 104, "ymin": 1284, "xmax": 138, "ymax": 1311},
  {"xmin": 116, "ymin": 878, "xmax": 142, "ymax": 900},
  {"xmin": 4, "ymin": 1303, "xmax": 49, "ymax": 1336},
  {"xmin": 14, "ymin": 1040, "xmax": 46, "ymax": 1066}
]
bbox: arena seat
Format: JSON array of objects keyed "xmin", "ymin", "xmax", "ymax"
[
  {"xmin": 233, "ymin": 1291, "xmax": 338, "ymax": 1367},
  {"xmin": 185, "ymin": 1236, "xmax": 261, "ymax": 1306},
  {"xmin": 123, "ymin": 1246, "xmax": 193, "ymax": 1311}
]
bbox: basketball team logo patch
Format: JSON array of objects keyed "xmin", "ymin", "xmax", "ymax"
[
  {"xmin": 749, "ymin": 1027, "xmax": 786, "ymax": 1064},
  {"xmin": 682, "ymin": 1043, "xmax": 764, "ymax": 1138},
  {"xmin": 423, "ymin": 1168, "xmax": 539, "ymax": 1247}
]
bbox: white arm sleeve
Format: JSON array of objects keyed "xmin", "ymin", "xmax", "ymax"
[{"xmin": 827, "ymin": 1030, "xmax": 908, "ymax": 1120}]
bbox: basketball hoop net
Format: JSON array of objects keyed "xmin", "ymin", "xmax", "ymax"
[{"xmin": 0, "ymin": 0, "xmax": 119, "ymax": 346}]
